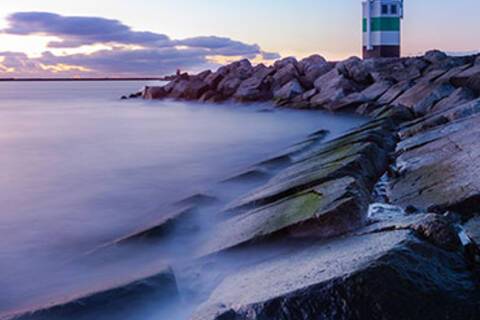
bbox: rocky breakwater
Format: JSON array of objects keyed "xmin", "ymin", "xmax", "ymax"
[
  {"xmin": 189, "ymin": 103, "xmax": 480, "ymax": 320},
  {"xmin": 11, "ymin": 51, "xmax": 480, "ymax": 319},
  {"xmin": 136, "ymin": 50, "xmax": 480, "ymax": 116}
]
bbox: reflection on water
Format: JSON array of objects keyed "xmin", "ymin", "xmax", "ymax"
[{"xmin": 0, "ymin": 81, "xmax": 366, "ymax": 318}]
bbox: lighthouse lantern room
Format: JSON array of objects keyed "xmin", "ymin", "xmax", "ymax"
[{"xmin": 362, "ymin": 0, "xmax": 404, "ymax": 59}]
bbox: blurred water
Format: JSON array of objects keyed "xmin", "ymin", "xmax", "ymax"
[{"xmin": 0, "ymin": 81, "xmax": 366, "ymax": 317}]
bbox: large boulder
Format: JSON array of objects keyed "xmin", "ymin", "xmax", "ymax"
[
  {"xmin": 192, "ymin": 228, "xmax": 479, "ymax": 320},
  {"xmin": 198, "ymin": 176, "xmax": 370, "ymax": 256},
  {"xmin": 392, "ymin": 81, "xmax": 456, "ymax": 114},
  {"xmin": 217, "ymin": 77, "xmax": 242, "ymax": 98},
  {"xmin": 142, "ymin": 86, "xmax": 168, "ymax": 99},
  {"xmin": 311, "ymin": 69, "xmax": 365, "ymax": 110},
  {"xmin": 431, "ymin": 87, "xmax": 476, "ymax": 113},
  {"xmin": 233, "ymin": 64, "xmax": 274, "ymax": 102},
  {"xmin": 272, "ymin": 63, "xmax": 299, "ymax": 89},
  {"xmin": 451, "ymin": 64, "xmax": 480, "ymax": 94},
  {"xmin": 204, "ymin": 71, "xmax": 226, "ymax": 90},
  {"xmin": 333, "ymin": 80, "xmax": 395, "ymax": 111},
  {"xmin": 424, "ymin": 49, "xmax": 448, "ymax": 64},
  {"xmin": 273, "ymin": 56, "xmax": 299, "ymax": 70},
  {"xmin": 172, "ymin": 79, "xmax": 210, "ymax": 100},
  {"xmin": 4, "ymin": 266, "xmax": 178, "ymax": 320},
  {"xmin": 273, "ymin": 79, "xmax": 304, "ymax": 103},
  {"xmin": 377, "ymin": 80, "xmax": 415, "ymax": 105},
  {"xmin": 299, "ymin": 54, "xmax": 334, "ymax": 84},
  {"xmin": 336, "ymin": 56, "xmax": 373, "ymax": 85},
  {"xmin": 391, "ymin": 99, "xmax": 480, "ymax": 215}
]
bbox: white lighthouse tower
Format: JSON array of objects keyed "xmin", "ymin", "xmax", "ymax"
[{"xmin": 362, "ymin": 0, "xmax": 404, "ymax": 59}]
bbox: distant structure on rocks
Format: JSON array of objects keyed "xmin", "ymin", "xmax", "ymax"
[{"xmin": 362, "ymin": 0, "xmax": 404, "ymax": 59}]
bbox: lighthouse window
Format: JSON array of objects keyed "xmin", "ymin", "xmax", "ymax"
[
  {"xmin": 381, "ymin": 5, "xmax": 389, "ymax": 14},
  {"xmin": 391, "ymin": 4, "xmax": 398, "ymax": 15}
]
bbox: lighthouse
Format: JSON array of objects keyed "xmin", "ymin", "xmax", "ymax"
[{"xmin": 362, "ymin": 0, "xmax": 404, "ymax": 59}]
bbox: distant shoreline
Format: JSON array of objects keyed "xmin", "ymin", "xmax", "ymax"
[{"xmin": 0, "ymin": 78, "xmax": 166, "ymax": 82}]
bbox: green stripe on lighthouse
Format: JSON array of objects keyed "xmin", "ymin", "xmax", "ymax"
[{"xmin": 363, "ymin": 17, "xmax": 400, "ymax": 32}]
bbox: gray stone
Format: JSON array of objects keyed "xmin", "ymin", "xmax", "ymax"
[
  {"xmin": 273, "ymin": 79, "xmax": 304, "ymax": 102},
  {"xmin": 391, "ymin": 105, "xmax": 480, "ymax": 215},
  {"xmin": 272, "ymin": 63, "xmax": 299, "ymax": 89},
  {"xmin": 377, "ymin": 80, "xmax": 415, "ymax": 105},
  {"xmin": 424, "ymin": 50, "xmax": 448, "ymax": 64},
  {"xmin": 299, "ymin": 54, "xmax": 333, "ymax": 84},
  {"xmin": 336, "ymin": 56, "xmax": 372, "ymax": 85},
  {"xmin": 233, "ymin": 65, "xmax": 274, "ymax": 102},
  {"xmin": 464, "ymin": 215, "xmax": 480, "ymax": 244},
  {"xmin": 5, "ymin": 266, "xmax": 178, "ymax": 320},
  {"xmin": 192, "ymin": 229, "xmax": 478, "ymax": 320},
  {"xmin": 431, "ymin": 87, "xmax": 476, "ymax": 113},
  {"xmin": 311, "ymin": 69, "xmax": 364, "ymax": 110},
  {"xmin": 142, "ymin": 86, "xmax": 168, "ymax": 99},
  {"xmin": 217, "ymin": 77, "xmax": 242, "ymax": 98},
  {"xmin": 451, "ymin": 64, "xmax": 480, "ymax": 94},
  {"xmin": 198, "ymin": 177, "xmax": 370, "ymax": 256},
  {"xmin": 393, "ymin": 81, "xmax": 456, "ymax": 114}
]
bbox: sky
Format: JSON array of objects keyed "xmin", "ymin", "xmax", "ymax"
[{"xmin": 0, "ymin": 0, "xmax": 479, "ymax": 77}]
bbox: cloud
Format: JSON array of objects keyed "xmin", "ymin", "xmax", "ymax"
[
  {"xmin": 3, "ymin": 12, "xmax": 171, "ymax": 48},
  {"xmin": 0, "ymin": 12, "xmax": 280, "ymax": 77}
]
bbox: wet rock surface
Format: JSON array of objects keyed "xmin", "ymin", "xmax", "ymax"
[
  {"xmin": 2, "ymin": 266, "xmax": 178, "ymax": 320},
  {"xmin": 192, "ymin": 230, "xmax": 479, "ymax": 320}
]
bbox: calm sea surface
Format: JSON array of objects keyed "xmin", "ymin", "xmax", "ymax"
[{"xmin": 0, "ymin": 81, "xmax": 366, "ymax": 318}]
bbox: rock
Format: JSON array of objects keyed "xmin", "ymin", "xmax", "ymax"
[
  {"xmin": 199, "ymin": 90, "xmax": 223, "ymax": 103},
  {"xmin": 226, "ymin": 118, "xmax": 397, "ymax": 212},
  {"xmin": 393, "ymin": 81, "xmax": 456, "ymax": 114},
  {"xmin": 431, "ymin": 87, "xmax": 476, "ymax": 113},
  {"xmin": 288, "ymin": 88, "xmax": 317, "ymax": 108},
  {"xmin": 195, "ymin": 70, "xmax": 212, "ymax": 81},
  {"xmin": 273, "ymin": 56, "xmax": 298, "ymax": 70},
  {"xmin": 172, "ymin": 79, "xmax": 210, "ymax": 100},
  {"xmin": 273, "ymin": 79, "xmax": 304, "ymax": 103},
  {"xmin": 142, "ymin": 86, "xmax": 168, "ymax": 99},
  {"xmin": 217, "ymin": 76, "xmax": 242, "ymax": 98},
  {"xmin": 451, "ymin": 64, "xmax": 480, "ymax": 94},
  {"xmin": 299, "ymin": 54, "xmax": 333, "ymax": 84},
  {"xmin": 333, "ymin": 80, "xmax": 394, "ymax": 111},
  {"xmin": 412, "ymin": 214, "xmax": 462, "ymax": 251},
  {"xmin": 464, "ymin": 215, "xmax": 480, "ymax": 244},
  {"xmin": 204, "ymin": 71, "xmax": 225, "ymax": 90},
  {"xmin": 5, "ymin": 266, "xmax": 178, "ymax": 320},
  {"xmin": 175, "ymin": 194, "xmax": 218, "ymax": 207},
  {"xmin": 336, "ymin": 56, "xmax": 372, "ymax": 85},
  {"xmin": 311, "ymin": 69, "xmax": 365, "ymax": 110},
  {"xmin": 272, "ymin": 63, "xmax": 299, "ymax": 89},
  {"xmin": 198, "ymin": 176, "xmax": 370, "ymax": 256},
  {"xmin": 233, "ymin": 65, "xmax": 274, "ymax": 102},
  {"xmin": 424, "ymin": 49, "xmax": 448, "ymax": 64},
  {"xmin": 192, "ymin": 229, "xmax": 479, "ymax": 320},
  {"xmin": 361, "ymin": 57, "xmax": 424, "ymax": 83},
  {"xmin": 476, "ymin": 55, "xmax": 480, "ymax": 65},
  {"xmin": 391, "ymin": 100, "xmax": 480, "ymax": 215},
  {"xmin": 377, "ymin": 80, "xmax": 415, "ymax": 105}
]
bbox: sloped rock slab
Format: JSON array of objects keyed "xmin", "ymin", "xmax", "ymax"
[
  {"xmin": 391, "ymin": 103, "xmax": 480, "ymax": 215},
  {"xmin": 191, "ymin": 230, "xmax": 479, "ymax": 320},
  {"xmin": 198, "ymin": 176, "xmax": 369, "ymax": 256},
  {"xmin": 227, "ymin": 119, "xmax": 397, "ymax": 211},
  {"xmin": 2, "ymin": 266, "xmax": 178, "ymax": 320}
]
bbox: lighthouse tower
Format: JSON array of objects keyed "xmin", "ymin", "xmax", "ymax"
[{"xmin": 362, "ymin": 0, "xmax": 404, "ymax": 59}]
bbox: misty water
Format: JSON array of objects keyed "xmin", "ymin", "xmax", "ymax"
[{"xmin": 0, "ymin": 81, "xmax": 366, "ymax": 319}]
